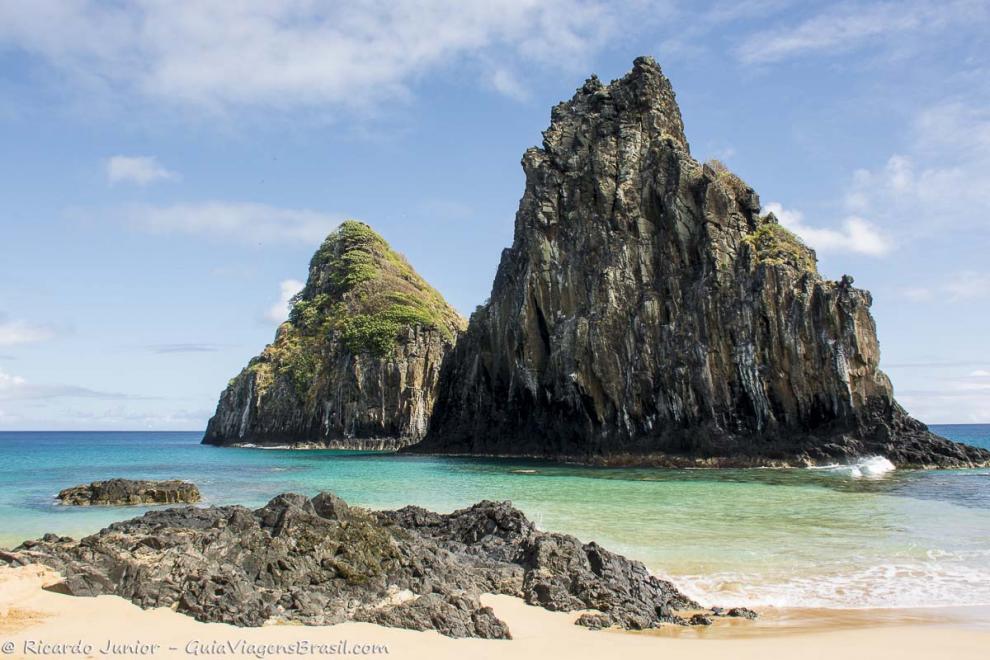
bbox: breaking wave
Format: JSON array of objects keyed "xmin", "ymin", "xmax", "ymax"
[{"xmin": 809, "ymin": 455, "xmax": 896, "ymax": 478}]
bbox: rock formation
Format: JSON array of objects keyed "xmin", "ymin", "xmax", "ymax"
[
  {"xmin": 411, "ymin": 57, "xmax": 990, "ymax": 468},
  {"xmin": 203, "ymin": 222, "xmax": 465, "ymax": 449},
  {"xmin": 56, "ymin": 479, "xmax": 200, "ymax": 506},
  {"xmin": 4, "ymin": 492, "xmax": 729, "ymax": 637}
]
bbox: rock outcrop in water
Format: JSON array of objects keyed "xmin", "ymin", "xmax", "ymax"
[
  {"xmin": 56, "ymin": 479, "xmax": 200, "ymax": 506},
  {"xmin": 4, "ymin": 492, "xmax": 717, "ymax": 637},
  {"xmin": 410, "ymin": 57, "xmax": 990, "ymax": 469},
  {"xmin": 203, "ymin": 222, "xmax": 465, "ymax": 449}
]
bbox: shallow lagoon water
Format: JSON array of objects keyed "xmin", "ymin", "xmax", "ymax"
[{"xmin": 1, "ymin": 425, "xmax": 988, "ymax": 610}]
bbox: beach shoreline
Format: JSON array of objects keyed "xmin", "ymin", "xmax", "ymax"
[{"xmin": 2, "ymin": 564, "xmax": 988, "ymax": 660}]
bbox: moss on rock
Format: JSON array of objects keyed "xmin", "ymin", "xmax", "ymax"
[
  {"xmin": 743, "ymin": 215, "xmax": 818, "ymax": 273},
  {"xmin": 247, "ymin": 221, "xmax": 466, "ymax": 398}
]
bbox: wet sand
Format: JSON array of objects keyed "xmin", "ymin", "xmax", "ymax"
[{"xmin": 1, "ymin": 564, "xmax": 988, "ymax": 659}]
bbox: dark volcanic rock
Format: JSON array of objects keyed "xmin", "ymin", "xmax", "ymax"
[
  {"xmin": 56, "ymin": 479, "xmax": 200, "ymax": 506},
  {"xmin": 410, "ymin": 57, "xmax": 990, "ymax": 469},
  {"xmin": 203, "ymin": 222, "xmax": 465, "ymax": 449},
  {"xmin": 6, "ymin": 493, "xmax": 705, "ymax": 638},
  {"xmin": 725, "ymin": 606, "xmax": 758, "ymax": 619}
]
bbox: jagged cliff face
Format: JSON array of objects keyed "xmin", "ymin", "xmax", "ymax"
[
  {"xmin": 204, "ymin": 222, "xmax": 465, "ymax": 448},
  {"xmin": 414, "ymin": 57, "xmax": 989, "ymax": 468}
]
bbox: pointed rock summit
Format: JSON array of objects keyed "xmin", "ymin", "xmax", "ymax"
[
  {"xmin": 410, "ymin": 57, "xmax": 989, "ymax": 468},
  {"xmin": 204, "ymin": 221, "xmax": 465, "ymax": 448}
]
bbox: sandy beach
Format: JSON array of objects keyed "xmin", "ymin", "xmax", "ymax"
[{"xmin": 2, "ymin": 564, "xmax": 987, "ymax": 660}]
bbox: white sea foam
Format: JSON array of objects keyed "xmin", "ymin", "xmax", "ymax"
[
  {"xmin": 809, "ymin": 455, "xmax": 896, "ymax": 478},
  {"xmin": 669, "ymin": 558, "xmax": 990, "ymax": 609}
]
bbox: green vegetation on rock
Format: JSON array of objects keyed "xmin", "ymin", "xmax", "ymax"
[
  {"xmin": 240, "ymin": 220, "xmax": 465, "ymax": 399},
  {"xmin": 743, "ymin": 216, "xmax": 817, "ymax": 273},
  {"xmin": 705, "ymin": 158, "xmax": 751, "ymax": 199}
]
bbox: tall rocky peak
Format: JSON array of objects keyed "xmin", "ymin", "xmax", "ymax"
[
  {"xmin": 412, "ymin": 58, "xmax": 989, "ymax": 468},
  {"xmin": 203, "ymin": 221, "xmax": 466, "ymax": 448}
]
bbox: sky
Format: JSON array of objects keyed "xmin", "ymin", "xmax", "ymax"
[{"xmin": 0, "ymin": 0, "xmax": 988, "ymax": 430}]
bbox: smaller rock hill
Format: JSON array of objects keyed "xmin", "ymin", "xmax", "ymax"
[{"xmin": 203, "ymin": 221, "xmax": 465, "ymax": 448}]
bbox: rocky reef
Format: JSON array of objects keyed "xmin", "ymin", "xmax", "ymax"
[
  {"xmin": 56, "ymin": 479, "xmax": 200, "ymax": 506},
  {"xmin": 410, "ymin": 57, "xmax": 990, "ymax": 468},
  {"xmin": 3, "ymin": 492, "xmax": 735, "ymax": 638},
  {"xmin": 203, "ymin": 222, "xmax": 465, "ymax": 449}
]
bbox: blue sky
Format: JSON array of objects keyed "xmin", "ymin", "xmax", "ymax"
[{"xmin": 1, "ymin": 0, "xmax": 988, "ymax": 429}]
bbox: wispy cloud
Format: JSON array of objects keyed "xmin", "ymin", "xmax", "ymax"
[
  {"xmin": 0, "ymin": 368, "xmax": 141, "ymax": 401},
  {"xmin": 898, "ymin": 373, "xmax": 990, "ymax": 424},
  {"xmin": 118, "ymin": 202, "xmax": 344, "ymax": 245},
  {"xmin": 488, "ymin": 68, "xmax": 529, "ymax": 101},
  {"xmin": 0, "ymin": 1, "xmax": 616, "ymax": 116},
  {"xmin": 885, "ymin": 360, "xmax": 987, "ymax": 369},
  {"xmin": 0, "ymin": 314, "xmax": 55, "ymax": 347},
  {"xmin": 944, "ymin": 272, "xmax": 990, "ymax": 301},
  {"xmin": 107, "ymin": 155, "xmax": 178, "ymax": 185},
  {"xmin": 0, "ymin": 406, "xmax": 212, "ymax": 431},
  {"xmin": 266, "ymin": 279, "xmax": 305, "ymax": 324},
  {"xmin": 146, "ymin": 343, "xmax": 224, "ymax": 354},
  {"xmin": 735, "ymin": 1, "xmax": 987, "ymax": 64},
  {"xmin": 764, "ymin": 202, "xmax": 891, "ymax": 256},
  {"xmin": 419, "ymin": 199, "xmax": 475, "ymax": 222},
  {"xmin": 660, "ymin": 0, "xmax": 790, "ymax": 59},
  {"xmin": 900, "ymin": 273, "xmax": 990, "ymax": 304},
  {"xmin": 887, "ymin": 362, "xmax": 990, "ymax": 422}
]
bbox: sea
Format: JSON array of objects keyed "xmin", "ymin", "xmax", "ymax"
[{"xmin": 1, "ymin": 425, "xmax": 988, "ymax": 611}]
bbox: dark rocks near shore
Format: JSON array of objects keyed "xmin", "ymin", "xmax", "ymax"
[
  {"xmin": 56, "ymin": 479, "xmax": 200, "ymax": 506},
  {"xmin": 6, "ymin": 492, "xmax": 720, "ymax": 638}
]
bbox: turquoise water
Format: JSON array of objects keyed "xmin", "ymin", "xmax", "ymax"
[{"xmin": 1, "ymin": 425, "xmax": 988, "ymax": 610}]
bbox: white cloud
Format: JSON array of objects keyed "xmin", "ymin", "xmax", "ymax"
[
  {"xmin": 120, "ymin": 202, "xmax": 344, "ymax": 245},
  {"xmin": 0, "ymin": 314, "xmax": 55, "ymax": 346},
  {"xmin": 0, "ymin": 1, "xmax": 615, "ymax": 115},
  {"xmin": 846, "ymin": 152, "xmax": 990, "ymax": 236},
  {"xmin": 736, "ymin": 1, "xmax": 987, "ymax": 64},
  {"xmin": 842, "ymin": 99, "xmax": 990, "ymax": 262},
  {"xmin": 764, "ymin": 202, "xmax": 891, "ymax": 256},
  {"xmin": 489, "ymin": 68, "xmax": 529, "ymax": 101},
  {"xmin": 106, "ymin": 155, "xmax": 177, "ymax": 185},
  {"xmin": 266, "ymin": 279, "xmax": 305, "ymax": 324},
  {"xmin": 971, "ymin": 370, "xmax": 990, "ymax": 377},
  {"xmin": 0, "ymin": 370, "xmax": 26, "ymax": 390}
]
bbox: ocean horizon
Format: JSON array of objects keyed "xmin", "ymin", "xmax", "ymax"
[{"xmin": 2, "ymin": 423, "xmax": 988, "ymax": 612}]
